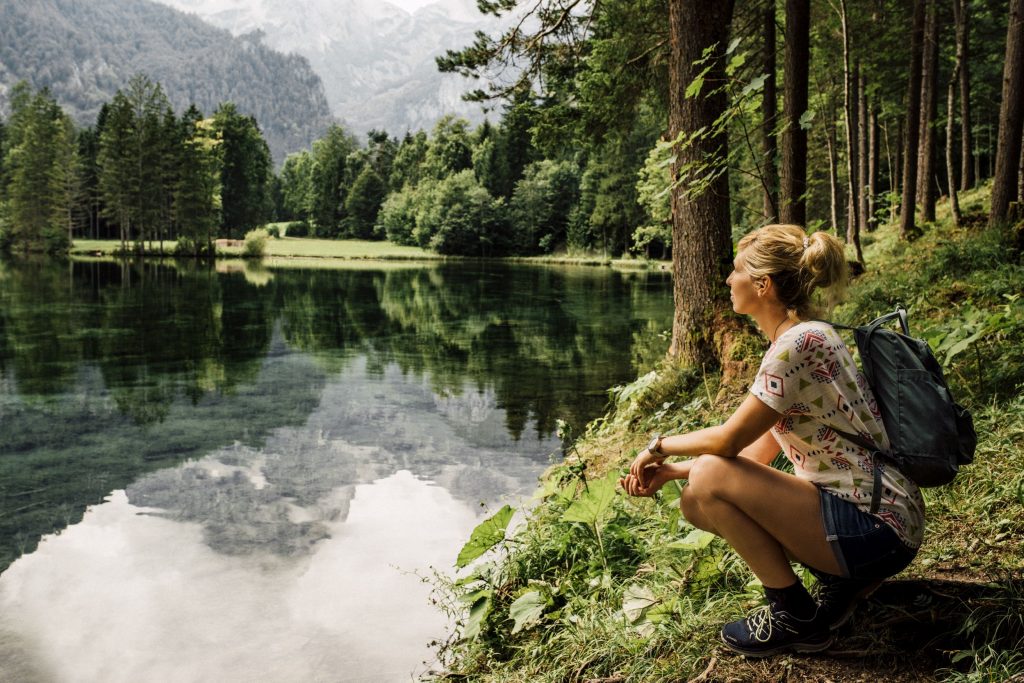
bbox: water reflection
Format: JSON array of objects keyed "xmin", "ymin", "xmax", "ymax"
[{"xmin": 0, "ymin": 257, "xmax": 673, "ymax": 680}]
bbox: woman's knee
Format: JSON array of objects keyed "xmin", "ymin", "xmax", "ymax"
[
  {"xmin": 680, "ymin": 486, "xmax": 716, "ymax": 533},
  {"xmin": 686, "ymin": 454, "xmax": 733, "ymax": 501}
]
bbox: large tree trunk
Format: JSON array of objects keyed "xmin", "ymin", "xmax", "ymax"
[
  {"xmin": 956, "ymin": 0, "xmax": 974, "ymax": 191},
  {"xmin": 779, "ymin": 0, "xmax": 810, "ymax": 226},
  {"xmin": 668, "ymin": 0, "xmax": 736, "ymax": 365},
  {"xmin": 991, "ymin": 0, "xmax": 1024, "ymax": 226},
  {"xmin": 763, "ymin": 0, "xmax": 779, "ymax": 221},
  {"xmin": 900, "ymin": 0, "xmax": 926, "ymax": 240},
  {"xmin": 917, "ymin": 0, "xmax": 940, "ymax": 222}
]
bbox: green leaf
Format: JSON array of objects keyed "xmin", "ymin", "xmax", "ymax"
[
  {"xmin": 666, "ymin": 528, "xmax": 716, "ymax": 552},
  {"xmin": 726, "ymin": 37, "xmax": 742, "ymax": 54},
  {"xmin": 561, "ymin": 471, "xmax": 619, "ymax": 528},
  {"xmin": 463, "ymin": 592, "xmax": 492, "ymax": 641},
  {"xmin": 798, "ymin": 109, "xmax": 816, "ymax": 129},
  {"xmin": 456, "ymin": 505, "xmax": 515, "ymax": 568},
  {"xmin": 622, "ymin": 584, "xmax": 659, "ymax": 623},
  {"xmin": 509, "ymin": 590, "xmax": 547, "ymax": 634},
  {"xmin": 741, "ymin": 73, "xmax": 768, "ymax": 97}
]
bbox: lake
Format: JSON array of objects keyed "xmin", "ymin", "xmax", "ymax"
[{"xmin": 0, "ymin": 257, "xmax": 673, "ymax": 682}]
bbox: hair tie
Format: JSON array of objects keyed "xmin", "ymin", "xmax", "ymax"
[{"xmin": 802, "ymin": 236, "xmax": 810, "ymax": 250}]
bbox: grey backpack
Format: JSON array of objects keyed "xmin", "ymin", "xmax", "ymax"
[{"xmin": 827, "ymin": 306, "xmax": 977, "ymax": 513}]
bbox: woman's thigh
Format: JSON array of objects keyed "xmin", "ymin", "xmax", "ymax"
[{"xmin": 683, "ymin": 455, "xmax": 842, "ymax": 575}]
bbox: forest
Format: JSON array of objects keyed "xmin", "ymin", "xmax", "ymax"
[{"xmin": 2, "ymin": 0, "xmax": 1021, "ymax": 300}]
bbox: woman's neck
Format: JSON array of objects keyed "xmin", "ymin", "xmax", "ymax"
[{"xmin": 755, "ymin": 306, "xmax": 796, "ymax": 344}]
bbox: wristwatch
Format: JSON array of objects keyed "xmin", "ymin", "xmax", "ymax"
[{"xmin": 646, "ymin": 433, "xmax": 665, "ymax": 457}]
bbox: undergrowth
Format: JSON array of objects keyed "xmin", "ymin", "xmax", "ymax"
[{"xmin": 430, "ymin": 186, "xmax": 1024, "ymax": 682}]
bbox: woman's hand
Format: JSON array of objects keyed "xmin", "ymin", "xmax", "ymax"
[
  {"xmin": 619, "ymin": 461, "xmax": 693, "ymax": 497},
  {"xmin": 629, "ymin": 448, "xmax": 665, "ymax": 481}
]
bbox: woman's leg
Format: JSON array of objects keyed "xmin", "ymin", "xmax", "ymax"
[{"xmin": 680, "ymin": 454, "xmax": 842, "ymax": 587}]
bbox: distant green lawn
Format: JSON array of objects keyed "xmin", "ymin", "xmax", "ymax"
[{"xmin": 71, "ymin": 236, "xmax": 438, "ymax": 260}]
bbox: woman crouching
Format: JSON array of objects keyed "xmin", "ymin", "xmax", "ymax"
[{"xmin": 620, "ymin": 224, "xmax": 924, "ymax": 657}]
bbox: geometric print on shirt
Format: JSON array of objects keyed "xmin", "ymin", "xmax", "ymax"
[{"xmin": 751, "ymin": 321, "xmax": 926, "ymax": 548}]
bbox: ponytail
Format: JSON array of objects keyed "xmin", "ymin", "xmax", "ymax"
[{"xmin": 736, "ymin": 224, "xmax": 849, "ymax": 319}]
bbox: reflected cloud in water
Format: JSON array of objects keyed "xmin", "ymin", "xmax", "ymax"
[{"xmin": 0, "ymin": 471, "xmax": 476, "ymax": 682}]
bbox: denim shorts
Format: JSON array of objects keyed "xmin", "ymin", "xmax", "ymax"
[{"xmin": 818, "ymin": 487, "xmax": 918, "ymax": 580}]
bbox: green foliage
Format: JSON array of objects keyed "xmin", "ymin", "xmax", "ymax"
[
  {"xmin": 174, "ymin": 106, "xmax": 222, "ymax": 255},
  {"xmin": 309, "ymin": 125, "xmax": 360, "ymax": 238},
  {"xmin": 344, "ymin": 164, "xmax": 387, "ymax": 239},
  {"xmin": 413, "ymin": 170, "xmax": 508, "ymax": 256},
  {"xmin": 508, "ymin": 159, "xmax": 581, "ymax": 254},
  {"xmin": 456, "ymin": 505, "xmax": 515, "ymax": 569},
  {"xmin": 375, "ymin": 185, "xmax": 419, "ymax": 245},
  {"xmin": 0, "ymin": 0, "xmax": 333, "ymax": 164},
  {"xmin": 242, "ymin": 227, "xmax": 269, "ymax": 258},
  {"xmin": 214, "ymin": 102, "xmax": 272, "ymax": 238},
  {"xmin": 1, "ymin": 82, "xmax": 77, "ymax": 253}
]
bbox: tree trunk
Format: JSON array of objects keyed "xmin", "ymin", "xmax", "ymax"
[
  {"xmin": 668, "ymin": 0, "xmax": 736, "ymax": 365},
  {"xmin": 884, "ymin": 121, "xmax": 897, "ymax": 224},
  {"xmin": 955, "ymin": 0, "xmax": 974, "ymax": 191},
  {"xmin": 840, "ymin": 0, "xmax": 861, "ymax": 258},
  {"xmin": 900, "ymin": 0, "xmax": 926, "ymax": 240},
  {"xmin": 991, "ymin": 0, "xmax": 1024, "ymax": 226},
  {"xmin": 868, "ymin": 106, "xmax": 880, "ymax": 231},
  {"xmin": 763, "ymin": 0, "xmax": 779, "ymax": 222},
  {"xmin": 858, "ymin": 70, "xmax": 870, "ymax": 234},
  {"xmin": 917, "ymin": 0, "xmax": 939, "ymax": 222},
  {"xmin": 947, "ymin": 63, "xmax": 962, "ymax": 227},
  {"xmin": 1019, "ymin": 132, "xmax": 1024, "ymax": 203},
  {"xmin": 780, "ymin": 0, "xmax": 810, "ymax": 226},
  {"xmin": 947, "ymin": 1, "xmax": 964, "ymax": 227},
  {"xmin": 826, "ymin": 109, "xmax": 841, "ymax": 232}
]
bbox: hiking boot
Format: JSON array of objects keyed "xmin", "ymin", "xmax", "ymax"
[
  {"xmin": 720, "ymin": 604, "xmax": 833, "ymax": 658},
  {"xmin": 811, "ymin": 574, "xmax": 883, "ymax": 630}
]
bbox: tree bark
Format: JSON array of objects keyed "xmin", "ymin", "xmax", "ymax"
[
  {"xmin": 668, "ymin": 0, "xmax": 736, "ymax": 365},
  {"xmin": 947, "ymin": 0, "xmax": 964, "ymax": 227},
  {"xmin": 947, "ymin": 59, "xmax": 962, "ymax": 227},
  {"xmin": 780, "ymin": 0, "xmax": 810, "ymax": 226},
  {"xmin": 868, "ymin": 106, "xmax": 880, "ymax": 231},
  {"xmin": 763, "ymin": 0, "xmax": 779, "ymax": 222},
  {"xmin": 991, "ymin": 0, "xmax": 1024, "ymax": 226},
  {"xmin": 839, "ymin": 0, "xmax": 861, "ymax": 258},
  {"xmin": 858, "ymin": 70, "xmax": 870, "ymax": 235},
  {"xmin": 955, "ymin": 0, "xmax": 974, "ymax": 191},
  {"xmin": 826, "ymin": 104, "xmax": 841, "ymax": 232},
  {"xmin": 917, "ymin": 0, "xmax": 939, "ymax": 222},
  {"xmin": 900, "ymin": 0, "xmax": 926, "ymax": 240}
]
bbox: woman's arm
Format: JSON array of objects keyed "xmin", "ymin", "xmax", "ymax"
[
  {"xmin": 629, "ymin": 394, "xmax": 781, "ymax": 479},
  {"xmin": 737, "ymin": 429, "xmax": 784, "ymax": 465}
]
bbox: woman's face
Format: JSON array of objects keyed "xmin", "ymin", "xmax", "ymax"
[{"xmin": 726, "ymin": 253, "xmax": 762, "ymax": 315}]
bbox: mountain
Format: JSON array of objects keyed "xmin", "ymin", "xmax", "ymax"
[
  {"xmin": 0, "ymin": 0, "xmax": 335, "ymax": 164},
  {"xmin": 153, "ymin": 0, "xmax": 502, "ymax": 137}
]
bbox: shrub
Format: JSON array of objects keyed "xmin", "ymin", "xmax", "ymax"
[{"xmin": 243, "ymin": 228, "xmax": 269, "ymax": 258}]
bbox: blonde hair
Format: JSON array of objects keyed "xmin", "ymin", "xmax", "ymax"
[{"xmin": 736, "ymin": 224, "xmax": 848, "ymax": 319}]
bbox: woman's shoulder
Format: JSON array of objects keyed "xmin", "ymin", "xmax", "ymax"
[{"xmin": 776, "ymin": 319, "xmax": 838, "ymax": 345}]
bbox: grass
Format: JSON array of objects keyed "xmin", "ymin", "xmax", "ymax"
[
  {"xmin": 71, "ymin": 236, "xmax": 439, "ymax": 260},
  {"xmin": 69, "ymin": 235, "xmax": 665, "ymax": 269},
  {"xmin": 431, "ymin": 184, "xmax": 1024, "ymax": 682}
]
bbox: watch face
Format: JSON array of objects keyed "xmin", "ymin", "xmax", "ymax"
[{"xmin": 647, "ymin": 436, "xmax": 660, "ymax": 453}]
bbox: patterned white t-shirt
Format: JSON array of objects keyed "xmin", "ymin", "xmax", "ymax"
[{"xmin": 751, "ymin": 321, "xmax": 925, "ymax": 549}]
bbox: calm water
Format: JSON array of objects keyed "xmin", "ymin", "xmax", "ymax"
[{"xmin": 0, "ymin": 258, "xmax": 673, "ymax": 682}]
